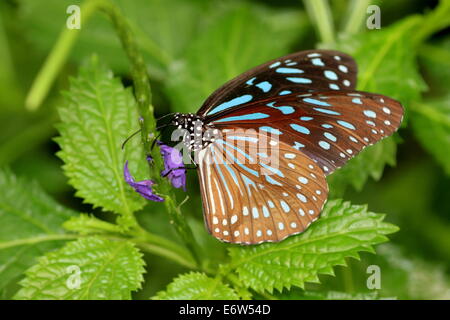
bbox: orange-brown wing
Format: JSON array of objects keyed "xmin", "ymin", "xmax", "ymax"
[{"xmin": 197, "ymin": 130, "xmax": 328, "ymax": 244}]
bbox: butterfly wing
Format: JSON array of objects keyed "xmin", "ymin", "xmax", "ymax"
[
  {"xmin": 205, "ymin": 91, "xmax": 403, "ymax": 175},
  {"xmin": 197, "ymin": 130, "xmax": 328, "ymax": 244},
  {"xmin": 197, "ymin": 50, "xmax": 357, "ymax": 117}
]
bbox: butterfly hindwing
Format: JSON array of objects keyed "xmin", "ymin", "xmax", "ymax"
[
  {"xmin": 197, "ymin": 130, "xmax": 328, "ymax": 244},
  {"xmin": 197, "ymin": 50, "xmax": 357, "ymax": 118},
  {"xmin": 207, "ymin": 91, "xmax": 403, "ymax": 175}
]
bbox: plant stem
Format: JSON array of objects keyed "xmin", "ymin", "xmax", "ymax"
[
  {"xmin": 303, "ymin": 0, "xmax": 335, "ymax": 44},
  {"xmin": 413, "ymin": 0, "xmax": 450, "ymax": 45},
  {"xmin": 341, "ymin": 261, "xmax": 355, "ymax": 293},
  {"xmin": 132, "ymin": 226, "xmax": 197, "ymax": 269},
  {"xmin": 341, "ymin": 0, "xmax": 371, "ymax": 35}
]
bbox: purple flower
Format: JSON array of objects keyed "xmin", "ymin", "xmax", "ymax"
[
  {"xmin": 158, "ymin": 142, "xmax": 186, "ymax": 191},
  {"xmin": 124, "ymin": 142, "xmax": 186, "ymax": 202},
  {"xmin": 124, "ymin": 161, "xmax": 164, "ymax": 202}
]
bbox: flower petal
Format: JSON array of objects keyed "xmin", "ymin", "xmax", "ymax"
[{"xmin": 124, "ymin": 161, "xmax": 164, "ymax": 202}]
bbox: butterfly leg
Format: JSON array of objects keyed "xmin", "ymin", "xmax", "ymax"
[{"xmin": 161, "ymin": 165, "xmax": 197, "ymax": 178}]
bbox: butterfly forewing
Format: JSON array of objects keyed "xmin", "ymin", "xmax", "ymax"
[
  {"xmin": 197, "ymin": 130, "xmax": 328, "ymax": 244},
  {"xmin": 207, "ymin": 91, "xmax": 403, "ymax": 175},
  {"xmin": 197, "ymin": 50, "xmax": 357, "ymax": 118}
]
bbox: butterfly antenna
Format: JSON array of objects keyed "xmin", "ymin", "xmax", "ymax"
[
  {"xmin": 156, "ymin": 112, "xmax": 177, "ymax": 122},
  {"xmin": 121, "ymin": 129, "xmax": 142, "ymax": 150},
  {"xmin": 150, "ymin": 132, "xmax": 162, "ymax": 151}
]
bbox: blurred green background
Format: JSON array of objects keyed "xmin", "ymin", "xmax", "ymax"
[{"xmin": 0, "ymin": 0, "xmax": 449, "ymax": 299}]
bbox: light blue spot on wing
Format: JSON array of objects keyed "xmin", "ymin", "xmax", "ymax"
[
  {"xmin": 252, "ymin": 207, "xmax": 259, "ymax": 219},
  {"xmin": 269, "ymin": 61, "xmax": 281, "ymax": 68},
  {"xmin": 319, "ymin": 141, "xmax": 331, "ymax": 150},
  {"xmin": 276, "ymin": 67, "xmax": 304, "ymax": 74},
  {"xmin": 290, "ymin": 124, "xmax": 310, "ymax": 134},
  {"xmin": 267, "ymin": 102, "xmax": 295, "ymax": 115},
  {"xmin": 261, "ymin": 163, "xmax": 285, "ymax": 178},
  {"xmin": 364, "ymin": 110, "xmax": 377, "ymax": 118},
  {"xmin": 280, "ymin": 201, "xmax": 290, "ymax": 213},
  {"xmin": 300, "ymin": 116, "xmax": 313, "ymax": 121},
  {"xmin": 279, "ymin": 90, "xmax": 292, "ymax": 95},
  {"xmin": 322, "ymin": 124, "xmax": 333, "ymax": 129},
  {"xmin": 287, "ymin": 77, "xmax": 312, "ymax": 84},
  {"xmin": 260, "ymin": 126, "xmax": 282, "ymax": 135},
  {"xmin": 352, "ymin": 98, "xmax": 363, "ymax": 104},
  {"xmin": 297, "ymin": 193, "xmax": 307, "ymax": 203},
  {"xmin": 246, "ymin": 77, "xmax": 256, "ymax": 85},
  {"xmin": 208, "ymin": 94, "xmax": 253, "ymax": 115},
  {"xmin": 262, "ymin": 206, "xmax": 270, "ymax": 218},
  {"xmin": 303, "ymin": 98, "xmax": 331, "ymax": 107},
  {"xmin": 311, "ymin": 58, "xmax": 325, "ymax": 66},
  {"xmin": 299, "ymin": 177, "xmax": 308, "ymax": 184},
  {"xmin": 214, "ymin": 113, "xmax": 269, "ymax": 123},
  {"xmin": 313, "ymin": 108, "xmax": 341, "ymax": 115},
  {"xmin": 265, "ymin": 175, "xmax": 282, "ymax": 186},
  {"xmin": 324, "ymin": 70, "xmax": 338, "ymax": 80},
  {"xmin": 329, "ymin": 83, "xmax": 340, "ymax": 90},
  {"xmin": 339, "ymin": 65, "xmax": 348, "ymax": 72},
  {"xmin": 256, "ymin": 81, "xmax": 272, "ymax": 93},
  {"xmin": 293, "ymin": 142, "xmax": 305, "ymax": 150},
  {"xmin": 337, "ymin": 120, "xmax": 356, "ymax": 130},
  {"xmin": 324, "ymin": 132, "xmax": 337, "ymax": 142},
  {"xmin": 285, "ymin": 153, "xmax": 295, "ymax": 159}
]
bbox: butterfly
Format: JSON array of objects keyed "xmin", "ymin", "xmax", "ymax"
[{"xmin": 168, "ymin": 50, "xmax": 403, "ymax": 245}]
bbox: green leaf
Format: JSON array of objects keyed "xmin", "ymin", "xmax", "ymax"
[
  {"xmin": 14, "ymin": 237, "xmax": 145, "ymax": 300},
  {"xmin": 154, "ymin": 272, "xmax": 239, "ymax": 300},
  {"xmin": 18, "ymin": 0, "xmax": 208, "ymax": 75},
  {"xmin": 228, "ymin": 200, "xmax": 398, "ymax": 293},
  {"xmin": 411, "ymin": 98, "xmax": 450, "ymax": 175},
  {"xmin": 419, "ymin": 41, "xmax": 450, "ymax": 96},
  {"xmin": 165, "ymin": 5, "xmax": 305, "ymax": 113},
  {"xmin": 336, "ymin": 17, "xmax": 426, "ymax": 106},
  {"xmin": 0, "ymin": 168, "xmax": 76, "ymax": 293},
  {"xmin": 55, "ymin": 56, "xmax": 147, "ymax": 227},
  {"xmin": 63, "ymin": 214, "xmax": 123, "ymax": 235},
  {"xmin": 329, "ymin": 17, "xmax": 427, "ymax": 191}
]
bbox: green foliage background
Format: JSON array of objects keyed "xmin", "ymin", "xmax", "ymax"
[{"xmin": 0, "ymin": 0, "xmax": 449, "ymax": 300}]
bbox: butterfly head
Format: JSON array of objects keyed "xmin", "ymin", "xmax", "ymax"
[
  {"xmin": 171, "ymin": 113, "xmax": 204, "ymax": 130},
  {"xmin": 170, "ymin": 113, "xmax": 217, "ymax": 151}
]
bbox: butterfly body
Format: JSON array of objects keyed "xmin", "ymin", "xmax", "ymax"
[{"xmin": 168, "ymin": 50, "xmax": 403, "ymax": 245}]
